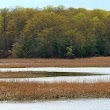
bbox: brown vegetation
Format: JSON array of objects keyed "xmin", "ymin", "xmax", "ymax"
[
  {"xmin": 0, "ymin": 72, "xmax": 95, "ymax": 78},
  {"xmin": 0, "ymin": 57, "xmax": 110, "ymax": 68},
  {"xmin": 0, "ymin": 81, "xmax": 110, "ymax": 101}
]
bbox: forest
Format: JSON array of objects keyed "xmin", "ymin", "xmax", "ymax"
[{"xmin": 0, "ymin": 6, "xmax": 110, "ymax": 58}]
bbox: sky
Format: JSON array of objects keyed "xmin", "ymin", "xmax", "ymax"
[{"xmin": 0, "ymin": 0, "xmax": 109, "ymax": 11}]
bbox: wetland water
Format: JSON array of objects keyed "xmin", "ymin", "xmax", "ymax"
[
  {"xmin": 1, "ymin": 99, "xmax": 110, "ymax": 110},
  {"xmin": 0, "ymin": 67, "xmax": 110, "ymax": 74},
  {"xmin": 0, "ymin": 67, "xmax": 110, "ymax": 83},
  {"xmin": 0, "ymin": 67, "xmax": 110, "ymax": 109}
]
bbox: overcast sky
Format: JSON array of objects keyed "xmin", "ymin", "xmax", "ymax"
[{"xmin": 0, "ymin": 0, "xmax": 109, "ymax": 10}]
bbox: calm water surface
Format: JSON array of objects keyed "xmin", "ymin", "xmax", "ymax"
[
  {"xmin": 0, "ymin": 67, "xmax": 110, "ymax": 74},
  {"xmin": 0, "ymin": 99, "xmax": 110, "ymax": 110}
]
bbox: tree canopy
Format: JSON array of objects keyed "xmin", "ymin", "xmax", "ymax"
[{"xmin": 0, "ymin": 6, "xmax": 110, "ymax": 58}]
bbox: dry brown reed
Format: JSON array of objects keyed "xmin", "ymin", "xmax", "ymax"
[
  {"xmin": 0, "ymin": 57, "xmax": 110, "ymax": 68},
  {"xmin": 0, "ymin": 81, "xmax": 110, "ymax": 101}
]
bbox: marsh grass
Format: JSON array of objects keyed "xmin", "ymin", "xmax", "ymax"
[
  {"xmin": 0, "ymin": 57, "xmax": 109, "ymax": 101},
  {"xmin": 0, "ymin": 57, "xmax": 110, "ymax": 68},
  {"xmin": 0, "ymin": 72, "xmax": 98, "ymax": 78},
  {"xmin": 0, "ymin": 81, "xmax": 110, "ymax": 101}
]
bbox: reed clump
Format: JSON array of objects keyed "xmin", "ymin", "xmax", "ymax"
[{"xmin": 0, "ymin": 81, "xmax": 110, "ymax": 101}]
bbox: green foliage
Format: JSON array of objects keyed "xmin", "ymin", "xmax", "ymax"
[
  {"xmin": 43, "ymin": 5, "xmax": 65, "ymax": 13},
  {"xmin": 73, "ymin": 13, "xmax": 86, "ymax": 21},
  {"xmin": 0, "ymin": 7, "xmax": 110, "ymax": 58},
  {"xmin": 66, "ymin": 46, "xmax": 74, "ymax": 58},
  {"xmin": 12, "ymin": 36, "xmax": 38, "ymax": 58}
]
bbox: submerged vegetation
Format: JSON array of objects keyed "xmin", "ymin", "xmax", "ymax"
[
  {"xmin": 0, "ymin": 72, "xmax": 98, "ymax": 78},
  {"xmin": 0, "ymin": 6, "xmax": 110, "ymax": 58},
  {"xmin": 0, "ymin": 81, "xmax": 110, "ymax": 101}
]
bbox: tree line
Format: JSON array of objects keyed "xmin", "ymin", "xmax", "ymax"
[{"xmin": 0, "ymin": 6, "xmax": 110, "ymax": 58}]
